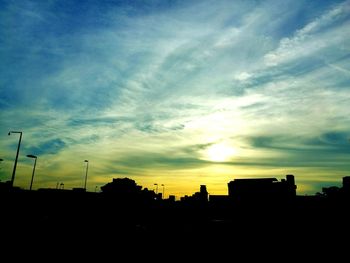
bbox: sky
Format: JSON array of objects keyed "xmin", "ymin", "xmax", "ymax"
[{"xmin": 1, "ymin": 0, "xmax": 350, "ymax": 198}]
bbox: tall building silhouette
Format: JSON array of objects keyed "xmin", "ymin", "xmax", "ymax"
[
  {"xmin": 199, "ymin": 185, "xmax": 208, "ymax": 202},
  {"xmin": 343, "ymin": 176, "xmax": 350, "ymax": 193}
]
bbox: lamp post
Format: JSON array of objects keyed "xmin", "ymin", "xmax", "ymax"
[
  {"xmin": 8, "ymin": 131, "xmax": 22, "ymax": 187},
  {"xmin": 84, "ymin": 160, "xmax": 89, "ymax": 191},
  {"xmin": 161, "ymin": 184, "xmax": 165, "ymax": 199},
  {"xmin": 154, "ymin": 183, "xmax": 158, "ymax": 194},
  {"xmin": 26, "ymin": 154, "xmax": 37, "ymax": 191}
]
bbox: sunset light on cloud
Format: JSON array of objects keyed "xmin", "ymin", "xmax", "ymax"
[{"xmin": 1, "ymin": 0, "xmax": 350, "ymax": 198}]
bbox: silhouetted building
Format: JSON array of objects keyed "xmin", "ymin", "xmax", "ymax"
[
  {"xmin": 343, "ymin": 176, "xmax": 350, "ymax": 193},
  {"xmin": 0, "ymin": 181, "xmax": 13, "ymax": 192},
  {"xmin": 209, "ymin": 195, "xmax": 229, "ymax": 208},
  {"xmin": 180, "ymin": 195, "xmax": 189, "ymax": 202},
  {"xmin": 322, "ymin": 186, "xmax": 340, "ymax": 199},
  {"xmin": 200, "ymin": 185, "xmax": 208, "ymax": 201},
  {"xmin": 209, "ymin": 195, "xmax": 229, "ymax": 203},
  {"xmin": 100, "ymin": 177, "xmax": 159, "ymax": 205},
  {"xmin": 191, "ymin": 185, "xmax": 208, "ymax": 203},
  {"xmin": 0, "ymin": 181, "xmax": 21, "ymax": 192},
  {"xmin": 168, "ymin": 195, "xmax": 176, "ymax": 202},
  {"xmin": 228, "ymin": 174, "xmax": 296, "ymax": 203},
  {"xmin": 156, "ymin": 193, "xmax": 162, "ymax": 200},
  {"xmin": 181, "ymin": 185, "xmax": 209, "ymax": 204},
  {"xmin": 101, "ymin": 178, "xmax": 142, "ymax": 195}
]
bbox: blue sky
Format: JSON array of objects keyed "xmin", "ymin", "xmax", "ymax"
[{"xmin": 1, "ymin": 0, "xmax": 350, "ymax": 197}]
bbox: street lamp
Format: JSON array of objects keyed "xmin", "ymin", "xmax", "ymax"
[
  {"xmin": 84, "ymin": 160, "xmax": 89, "ymax": 191},
  {"xmin": 8, "ymin": 131, "xmax": 23, "ymax": 187},
  {"xmin": 161, "ymin": 184, "xmax": 165, "ymax": 199},
  {"xmin": 26, "ymin": 154, "xmax": 37, "ymax": 191},
  {"xmin": 154, "ymin": 183, "xmax": 158, "ymax": 194}
]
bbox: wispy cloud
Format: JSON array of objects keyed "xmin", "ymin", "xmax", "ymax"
[
  {"xmin": 26, "ymin": 138, "xmax": 66, "ymax": 155},
  {"xmin": 264, "ymin": 0, "xmax": 350, "ymax": 66}
]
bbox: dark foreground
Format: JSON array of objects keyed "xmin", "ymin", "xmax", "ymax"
[{"xmin": 1, "ymin": 189, "xmax": 349, "ymax": 260}]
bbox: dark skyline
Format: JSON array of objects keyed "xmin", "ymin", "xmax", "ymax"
[
  {"xmin": 1, "ymin": 0, "xmax": 350, "ymax": 197},
  {"xmin": 1, "ymin": 175, "xmax": 349, "ymax": 258}
]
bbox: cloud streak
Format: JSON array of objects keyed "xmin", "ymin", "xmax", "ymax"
[{"xmin": 26, "ymin": 138, "xmax": 66, "ymax": 155}]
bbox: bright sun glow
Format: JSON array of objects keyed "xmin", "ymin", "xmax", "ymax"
[{"xmin": 206, "ymin": 143, "xmax": 237, "ymax": 162}]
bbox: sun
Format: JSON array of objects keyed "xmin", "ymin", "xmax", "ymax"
[{"xmin": 206, "ymin": 143, "xmax": 237, "ymax": 162}]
